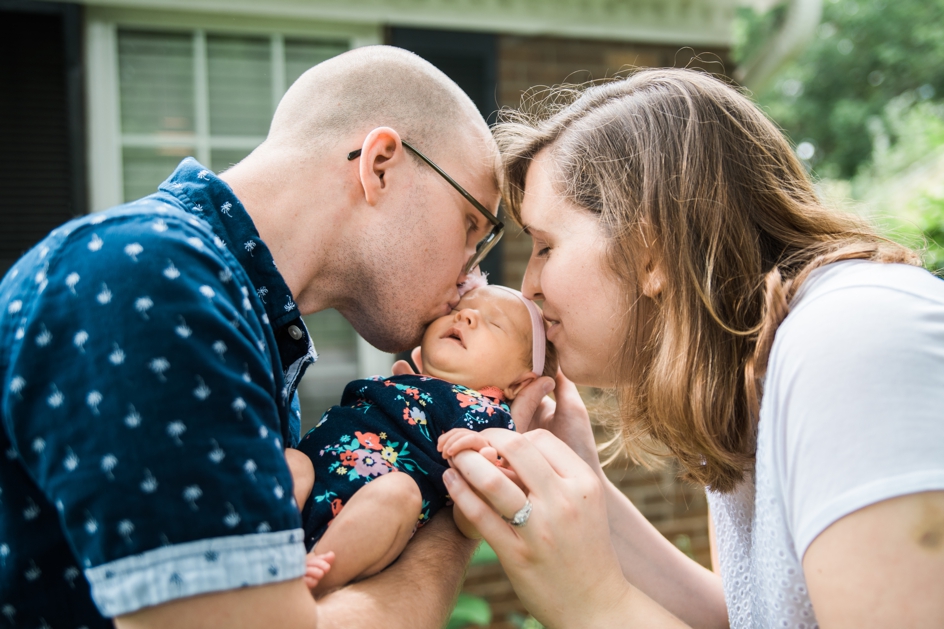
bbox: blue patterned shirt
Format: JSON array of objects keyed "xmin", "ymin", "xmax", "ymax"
[{"xmin": 0, "ymin": 159, "xmax": 317, "ymax": 625}]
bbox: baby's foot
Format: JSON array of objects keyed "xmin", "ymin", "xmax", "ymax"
[{"xmin": 304, "ymin": 551, "xmax": 335, "ymax": 591}]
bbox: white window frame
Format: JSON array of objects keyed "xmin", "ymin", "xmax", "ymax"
[{"xmin": 84, "ymin": 6, "xmax": 390, "ymax": 379}]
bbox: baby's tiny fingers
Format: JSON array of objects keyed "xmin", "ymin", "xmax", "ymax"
[
  {"xmin": 438, "ymin": 428, "xmax": 476, "ymax": 453},
  {"xmin": 442, "ymin": 432, "xmax": 489, "ymax": 458}
]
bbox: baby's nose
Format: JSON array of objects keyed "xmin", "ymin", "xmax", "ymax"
[{"xmin": 454, "ymin": 308, "xmax": 479, "ymax": 327}]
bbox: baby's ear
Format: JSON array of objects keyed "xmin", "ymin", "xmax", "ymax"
[
  {"xmin": 410, "ymin": 346, "xmax": 424, "ymax": 373},
  {"xmin": 505, "ymin": 371, "xmax": 538, "ymax": 401}
]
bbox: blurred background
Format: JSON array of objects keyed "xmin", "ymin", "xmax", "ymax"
[{"xmin": 2, "ymin": 0, "xmax": 941, "ymax": 627}]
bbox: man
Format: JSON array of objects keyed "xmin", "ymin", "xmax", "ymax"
[{"xmin": 0, "ymin": 45, "xmax": 537, "ymax": 628}]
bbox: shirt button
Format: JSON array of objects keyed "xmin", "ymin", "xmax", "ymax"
[{"xmin": 287, "ymin": 325, "xmax": 303, "ymax": 340}]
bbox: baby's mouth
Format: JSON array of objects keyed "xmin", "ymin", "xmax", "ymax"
[{"xmin": 441, "ymin": 326, "xmax": 465, "ymax": 348}]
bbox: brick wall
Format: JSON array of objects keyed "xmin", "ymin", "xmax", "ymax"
[{"xmin": 459, "ymin": 33, "xmax": 729, "ymax": 628}]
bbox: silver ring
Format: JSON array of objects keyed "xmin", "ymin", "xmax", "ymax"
[{"xmin": 502, "ymin": 500, "xmax": 532, "ymax": 527}]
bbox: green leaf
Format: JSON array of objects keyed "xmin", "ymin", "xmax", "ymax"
[
  {"xmin": 470, "ymin": 541, "xmax": 499, "ymax": 566},
  {"xmin": 445, "ymin": 593, "xmax": 491, "ymax": 629}
]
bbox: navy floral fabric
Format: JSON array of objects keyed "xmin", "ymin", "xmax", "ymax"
[
  {"xmin": 0, "ymin": 159, "xmax": 316, "ymax": 625},
  {"xmin": 297, "ymin": 375, "xmax": 514, "ymax": 549}
]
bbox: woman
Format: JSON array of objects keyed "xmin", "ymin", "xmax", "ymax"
[{"xmin": 438, "ymin": 69, "xmax": 944, "ymax": 628}]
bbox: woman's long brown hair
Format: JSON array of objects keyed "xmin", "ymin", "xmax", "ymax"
[{"xmin": 496, "ymin": 69, "xmax": 919, "ymax": 492}]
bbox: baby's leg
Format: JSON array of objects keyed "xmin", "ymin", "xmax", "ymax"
[
  {"xmin": 311, "ymin": 470, "xmax": 423, "ymax": 595},
  {"xmin": 285, "ymin": 448, "xmax": 315, "ymax": 508}
]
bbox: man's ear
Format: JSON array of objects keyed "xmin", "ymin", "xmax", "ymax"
[
  {"xmin": 357, "ymin": 127, "xmax": 405, "ymax": 206},
  {"xmin": 410, "ymin": 346, "xmax": 424, "ymax": 373},
  {"xmin": 505, "ymin": 372, "xmax": 538, "ymax": 401}
]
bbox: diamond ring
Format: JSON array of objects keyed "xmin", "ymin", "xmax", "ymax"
[{"xmin": 502, "ymin": 499, "xmax": 532, "ymax": 527}]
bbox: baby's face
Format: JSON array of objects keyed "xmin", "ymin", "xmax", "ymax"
[{"xmin": 420, "ymin": 286, "xmax": 534, "ymax": 395}]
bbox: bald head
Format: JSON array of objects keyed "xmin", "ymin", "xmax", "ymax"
[{"xmin": 265, "ymin": 46, "xmax": 492, "ymax": 165}]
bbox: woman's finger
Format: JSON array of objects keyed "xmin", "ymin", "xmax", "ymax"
[
  {"xmin": 465, "ymin": 428, "xmax": 567, "ymax": 496},
  {"xmin": 443, "ymin": 466, "xmax": 519, "ymax": 548},
  {"xmin": 523, "ymin": 429, "xmax": 597, "ymax": 479},
  {"xmin": 449, "ymin": 450, "xmax": 529, "ymax": 520},
  {"xmin": 510, "ymin": 376, "xmax": 555, "ymax": 433}
]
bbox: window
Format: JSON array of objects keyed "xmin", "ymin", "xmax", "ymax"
[
  {"xmin": 104, "ymin": 24, "xmax": 387, "ymax": 430},
  {"xmin": 115, "ymin": 29, "xmax": 346, "ymax": 200}
]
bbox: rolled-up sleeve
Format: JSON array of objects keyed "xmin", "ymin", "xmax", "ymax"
[{"xmin": 3, "ymin": 214, "xmax": 305, "ymax": 616}]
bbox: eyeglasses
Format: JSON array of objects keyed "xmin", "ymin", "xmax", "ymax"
[{"xmin": 347, "ymin": 140, "xmax": 504, "ymax": 274}]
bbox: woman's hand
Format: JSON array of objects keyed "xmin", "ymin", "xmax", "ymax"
[
  {"xmin": 511, "ymin": 370, "xmax": 603, "ymax": 476},
  {"xmin": 443, "ymin": 428, "xmax": 682, "ymax": 628}
]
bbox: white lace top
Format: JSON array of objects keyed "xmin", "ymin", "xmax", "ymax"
[{"xmin": 707, "ymin": 261, "xmax": 944, "ymax": 629}]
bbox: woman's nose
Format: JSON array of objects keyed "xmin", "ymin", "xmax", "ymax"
[{"xmin": 521, "ymin": 264, "xmax": 542, "ymax": 301}]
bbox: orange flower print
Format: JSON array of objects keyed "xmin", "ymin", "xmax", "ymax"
[
  {"xmin": 331, "ymin": 498, "xmax": 344, "ymax": 517},
  {"xmin": 339, "ymin": 450, "xmax": 357, "ymax": 466},
  {"xmin": 355, "ymin": 431, "xmax": 382, "ymax": 450}
]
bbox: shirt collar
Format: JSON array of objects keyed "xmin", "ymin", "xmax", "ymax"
[{"xmin": 157, "ymin": 158, "xmax": 302, "ymax": 329}]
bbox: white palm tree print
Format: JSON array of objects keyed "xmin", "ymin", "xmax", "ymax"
[
  {"xmin": 232, "ymin": 397, "xmax": 247, "ymax": 419},
  {"xmin": 2, "ymin": 604, "xmax": 16, "ymax": 622},
  {"xmin": 175, "ymin": 318, "xmax": 192, "ymax": 338},
  {"xmin": 109, "ymin": 343, "xmax": 125, "ymax": 365},
  {"xmin": 100, "ymin": 454, "xmax": 118, "ymax": 480},
  {"xmin": 35, "ymin": 325, "xmax": 52, "ymax": 347},
  {"xmin": 193, "ymin": 377, "xmax": 211, "ymax": 400},
  {"xmin": 212, "ymin": 341, "xmax": 227, "ymax": 361},
  {"xmin": 183, "ymin": 485, "xmax": 203, "ymax": 510},
  {"xmin": 208, "ymin": 439, "xmax": 225, "ymax": 463},
  {"xmin": 86, "ymin": 390, "xmax": 103, "ymax": 415},
  {"xmin": 24, "ymin": 560, "xmax": 41, "ymax": 582},
  {"xmin": 213, "ymin": 236, "xmax": 226, "ymax": 249},
  {"xmin": 244, "ymin": 240, "xmax": 256, "ymax": 256},
  {"xmin": 64, "ymin": 566, "xmax": 80, "ymax": 588},
  {"xmin": 47, "ymin": 385, "xmax": 64, "ymax": 408},
  {"xmin": 97, "ymin": 283, "xmax": 112, "ymax": 305},
  {"xmin": 31, "ymin": 438, "xmax": 44, "ymax": 455},
  {"xmin": 7, "ymin": 300, "xmax": 21, "ymax": 314},
  {"xmin": 223, "ymin": 503, "xmax": 241, "ymax": 528},
  {"xmin": 256, "ymin": 286, "xmax": 268, "ymax": 303},
  {"xmin": 220, "ymin": 201, "xmax": 233, "ymax": 216},
  {"xmin": 135, "ymin": 297, "xmax": 154, "ymax": 320},
  {"xmin": 88, "ymin": 234, "xmax": 103, "ymax": 251},
  {"xmin": 244, "ymin": 459, "xmax": 257, "ymax": 480},
  {"xmin": 9, "ymin": 376, "xmax": 25, "ymax": 399},
  {"xmin": 167, "ymin": 421, "xmax": 186, "ymax": 445},
  {"xmin": 65, "ymin": 272, "xmax": 80, "ymax": 294},
  {"xmin": 219, "ymin": 268, "xmax": 233, "ymax": 283},
  {"xmin": 193, "ymin": 203, "xmax": 204, "ymax": 213},
  {"xmin": 152, "ymin": 218, "xmax": 168, "ymax": 232},
  {"xmin": 84, "ymin": 512, "xmax": 98, "ymax": 534},
  {"xmin": 149, "ymin": 357, "xmax": 170, "ymax": 382},
  {"xmin": 140, "ymin": 468, "xmax": 158, "ymax": 493},
  {"xmin": 63, "ymin": 447, "xmax": 79, "ymax": 472},
  {"xmin": 73, "ymin": 330, "xmax": 88, "ymax": 353},
  {"xmin": 23, "ymin": 498, "xmax": 40, "ymax": 520},
  {"xmin": 117, "ymin": 520, "xmax": 134, "ymax": 544},
  {"xmin": 124, "ymin": 243, "xmax": 143, "ymax": 262},
  {"xmin": 163, "ymin": 261, "xmax": 180, "ymax": 280},
  {"xmin": 199, "ymin": 285, "xmax": 215, "ymax": 299},
  {"xmin": 124, "ymin": 405, "xmax": 142, "ymax": 428}
]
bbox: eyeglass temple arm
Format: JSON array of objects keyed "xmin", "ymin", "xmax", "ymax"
[{"xmin": 347, "ymin": 144, "xmax": 502, "ymax": 228}]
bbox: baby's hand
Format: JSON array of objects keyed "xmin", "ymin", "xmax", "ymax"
[
  {"xmin": 438, "ymin": 429, "xmax": 500, "ymax": 466},
  {"xmin": 303, "ymin": 551, "xmax": 335, "ymax": 591}
]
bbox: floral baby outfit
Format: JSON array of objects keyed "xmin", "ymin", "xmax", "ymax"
[{"xmin": 296, "ymin": 375, "xmax": 514, "ymax": 548}]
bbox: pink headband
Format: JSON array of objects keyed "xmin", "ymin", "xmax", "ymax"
[{"xmin": 457, "ymin": 272, "xmax": 546, "ymax": 376}]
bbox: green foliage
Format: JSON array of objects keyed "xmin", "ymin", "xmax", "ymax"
[
  {"xmin": 445, "ymin": 593, "xmax": 492, "ymax": 629},
  {"xmin": 740, "ymin": 0, "xmax": 944, "ymax": 179}
]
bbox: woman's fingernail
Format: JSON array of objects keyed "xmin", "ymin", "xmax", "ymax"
[
  {"xmin": 443, "ymin": 469, "xmax": 457, "ymax": 487},
  {"xmin": 542, "ymin": 380, "xmax": 554, "ymax": 394}
]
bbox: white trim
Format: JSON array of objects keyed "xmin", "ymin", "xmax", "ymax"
[
  {"xmin": 85, "ymin": 18, "xmax": 123, "ymax": 212},
  {"xmin": 64, "ymin": 0, "xmax": 746, "ymax": 46},
  {"xmin": 85, "ymin": 528, "xmax": 306, "ymax": 617},
  {"xmin": 193, "ymin": 30, "xmax": 211, "ymax": 166},
  {"xmin": 271, "ymin": 33, "xmax": 287, "ymax": 109},
  {"xmin": 357, "ymin": 337, "xmax": 395, "ymax": 379}
]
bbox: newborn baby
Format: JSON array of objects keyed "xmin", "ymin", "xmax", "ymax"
[{"xmin": 287, "ymin": 282, "xmax": 554, "ymax": 593}]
